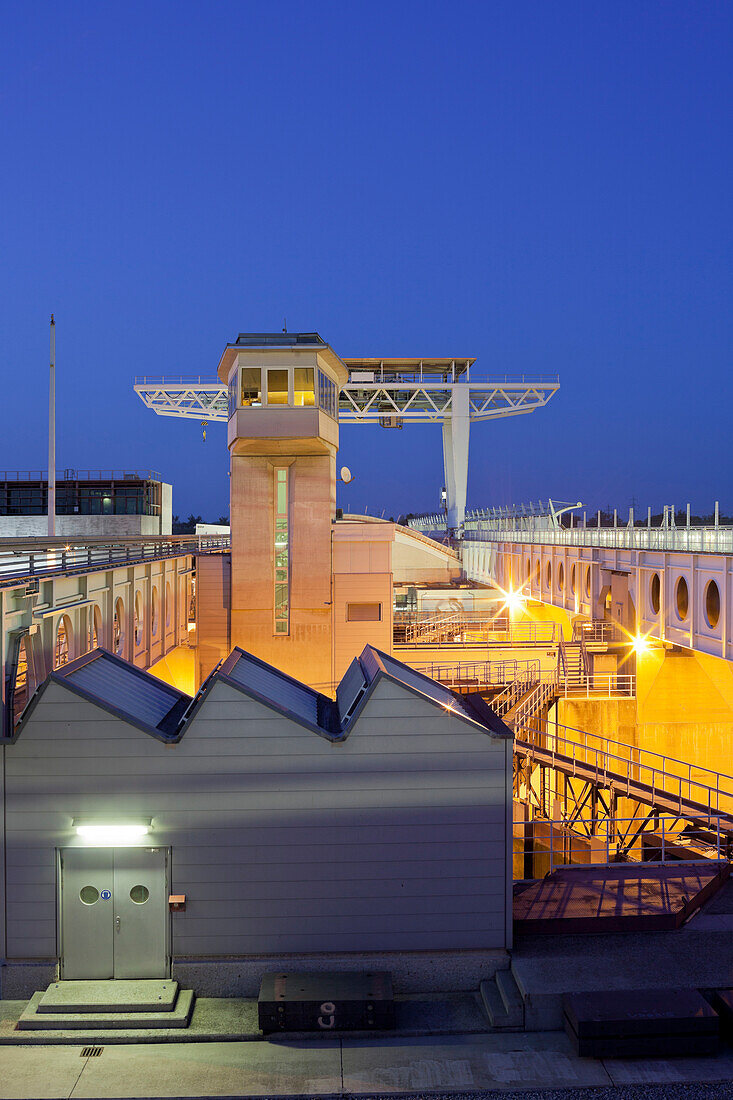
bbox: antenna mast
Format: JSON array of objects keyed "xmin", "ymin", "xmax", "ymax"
[{"xmin": 48, "ymin": 314, "xmax": 56, "ymax": 537}]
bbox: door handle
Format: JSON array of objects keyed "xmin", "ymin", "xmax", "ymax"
[{"xmin": 115, "ymin": 916, "xmax": 121, "ymax": 931}]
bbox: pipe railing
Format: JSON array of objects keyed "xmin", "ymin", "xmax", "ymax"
[
  {"xmin": 463, "ymin": 524, "xmax": 733, "ymax": 555},
  {"xmin": 410, "ymin": 658, "xmax": 541, "ymax": 690},
  {"xmin": 395, "ymin": 616, "xmax": 559, "ymax": 647},
  {"xmin": 0, "ymin": 535, "xmax": 231, "ymax": 586},
  {"xmin": 516, "ymin": 814, "xmax": 727, "ymax": 874},
  {"xmin": 516, "ymin": 718, "xmax": 733, "ymax": 826}
]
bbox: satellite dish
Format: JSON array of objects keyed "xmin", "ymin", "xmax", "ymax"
[{"xmin": 340, "ymin": 466, "xmax": 353, "ymax": 484}]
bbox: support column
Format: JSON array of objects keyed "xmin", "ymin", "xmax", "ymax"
[{"xmin": 442, "ymin": 384, "xmax": 470, "ymax": 534}]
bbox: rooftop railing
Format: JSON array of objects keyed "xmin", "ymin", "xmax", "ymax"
[
  {"xmin": 0, "ymin": 469, "xmax": 164, "ymax": 483},
  {"xmin": 0, "ymin": 534, "xmax": 230, "ymax": 587},
  {"xmin": 463, "ymin": 523, "xmax": 733, "ymax": 554}
]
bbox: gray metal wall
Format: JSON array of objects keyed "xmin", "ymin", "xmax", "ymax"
[{"xmin": 2, "ymin": 675, "xmax": 511, "ymax": 962}]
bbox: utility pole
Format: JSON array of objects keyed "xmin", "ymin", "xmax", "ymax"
[{"xmin": 48, "ymin": 315, "xmax": 56, "ymax": 537}]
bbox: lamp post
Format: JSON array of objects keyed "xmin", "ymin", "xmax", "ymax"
[{"xmin": 48, "ymin": 315, "xmax": 56, "ymax": 538}]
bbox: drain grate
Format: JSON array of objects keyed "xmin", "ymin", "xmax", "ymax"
[{"xmin": 81, "ymin": 1046, "xmax": 103, "ymax": 1058}]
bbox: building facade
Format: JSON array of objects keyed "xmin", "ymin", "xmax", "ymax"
[{"xmin": 0, "ymin": 645, "xmax": 512, "ymax": 997}]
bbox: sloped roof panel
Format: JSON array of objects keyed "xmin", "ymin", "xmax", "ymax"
[
  {"xmin": 62, "ymin": 652, "xmax": 187, "ymax": 730},
  {"xmin": 360, "ymin": 647, "xmax": 476, "ymax": 723},
  {"xmin": 225, "ymin": 652, "xmax": 319, "ymax": 727}
]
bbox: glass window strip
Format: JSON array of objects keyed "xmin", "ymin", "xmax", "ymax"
[{"xmin": 273, "ymin": 467, "xmax": 289, "ymax": 635}]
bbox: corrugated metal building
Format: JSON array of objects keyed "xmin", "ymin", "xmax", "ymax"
[{"xmin": 0, "ymin": 645, "xmax": 512, "ymax": 997}]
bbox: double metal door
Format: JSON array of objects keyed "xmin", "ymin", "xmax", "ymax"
[{"xmin": 59, "ymin": 847, "xmax": 169, "ymax": 979}]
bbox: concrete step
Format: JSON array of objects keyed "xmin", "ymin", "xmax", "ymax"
[
  {"xmin": 479, "ymin": 974, "xmax": 523, "ymax": 1030},
  {"xmin": 496, "ymin": 967, "xmax": 524, "ymax": 1024},
  {"xmin": 17, "ymin": 988, "xmax": 194, "ymax": 1031},
  {"xmin": 38, "ymin": 979, "xmax": 179, "ymax": 1014}
]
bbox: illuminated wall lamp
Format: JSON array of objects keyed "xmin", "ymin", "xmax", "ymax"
[{"xmin": 74, "ymin": 820, "xmax": 151, "ymax": 844}]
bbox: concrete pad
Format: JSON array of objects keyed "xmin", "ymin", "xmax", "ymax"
[
  {"xmin": 71, "ymin": 1038, "xmax": 342, "ymax": 1098},
  {"xmin": 605, "ymin": 1048, "xmax": 733, "ymax": 1085},
  {"xmin": 0, "ymin": 1044, "xmax": 88, "ymax": 1099},
  {"xmin": 39, "ymin": 979, "xmax": 179, "ymax": 1013},
  {"xmin": 341, "ymin": 1031, "xmax": 613, "ymax": 1093},
  {"xmin": 18, "ymin": 989, "xmax": 194, "ymax": 1031},
  {"xmin": 0, "ymin": 994, "xmax": 485, "ymax": 1045}
]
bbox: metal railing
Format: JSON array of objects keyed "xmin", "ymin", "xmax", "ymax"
[
  {"xmin": 573, "ymin": 619, "xmax": 621, "ymax": 644},
  {"xmin": 0, "ymin": 468, "xmax": 163, "ymax": 483},
  {"xmin": 0, "ymin": 535, "xmax": 231, "ymax": 587},
  {"xmin": 516, "ymin": 719, "xmax": 733, "ymax": 826},
  {"xmin": 395, "ymin": 615, "xmax": 559, "ymax": 647},
  {"xmin": 492, "ymin": 667, "xmax": 541, "ymax": 718},
  {"xmin": 516, "ymin": 815, "xmax": 727, "ymax": 874},
  {"xmin": 559, "ymin": 673, "xmax": 635, "ymax": 698},
  {"xmin": 410, "ymin": 658, "xmax": 541, "ymax": 690},
  {"xmin": 463, "ymin": 523, "xmax": 733, "ymax": 555}
]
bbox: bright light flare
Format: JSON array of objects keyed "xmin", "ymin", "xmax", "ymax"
[
  {"xmin": 498, "ymin": 584, "xmax": 527, "ymax": 616},
  {"xmin": 630, "ymin": 632, "xmax": 652, "ymax": 655}
]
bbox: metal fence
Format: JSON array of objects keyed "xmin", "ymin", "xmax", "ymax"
[
  {"xmin": 517, "ymin": 719, "xmax": 733, "ymax": 825},
  {"xmin": 0, "ymin": 535, "xmax": 231, "ymax": 587},
  {"xmin": 410, "ymin": 658, "xmax": 541, "ymax": 690},
  {"xmin": 515, "ymin": 814, "xmax": 727, "ymax": 874},
  {"xmin": 463, "ymin": 523, "xmax": 733, "ymax": 555},
  {"xmin": 395, "ymin": 615, "xmax": 559, "ymax": 647}
]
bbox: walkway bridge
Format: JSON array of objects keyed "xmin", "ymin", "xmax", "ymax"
[
  {"xmin": 409, "ymin": 503, "xmax": 733, "ymax": 663},
  {"xmin": 0, "ymin": 533, "xmax": 230, "ymax": 733},
  {"xmin": 409, "ymin": 650, "xmax": 732, "ymax": 858}
]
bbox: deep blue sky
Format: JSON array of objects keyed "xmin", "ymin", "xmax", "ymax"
[{"xmin": 1, "ymin": 1, "xmax": 731, "ymax": 521}]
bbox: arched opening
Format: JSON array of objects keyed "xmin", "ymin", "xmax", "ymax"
[
  {"xmin": 558, "ymin": 563, "xmax": 564, "ymax": 593},
  {"xmin": 675, "ymin": 576, "xmax": 689, "ymax": 622},
  {"xmin": 650, "ymin": 573, "xmax": 661, "ymax": 615},
  {"xmin": 570, "ymin": 563, "xmax": 576, "ymax": 595},
  {"xmin": 165, "ymin": 582, "xmax": 172, "ymax": 629},
  {"xmin": 525, "ymin": 558, "xmax": 531, "ymax": 581},
  {"xmin": 55, "ymin": 614, "xmax": 73, "ymax": 668},
  {"xmin": 585, "ymin": 566, "xmax": 592, "ymax": 598},
  {"xmin": 151, "ymin": 586, "xmax": 159, "ymax": 637},
  {"xmin": 113, "ymin": 597, "xmax": 125, "ymax": 656},
  {"xmin": 88, "ymin": 603, "xmax": 102, "ymax": 650},
  {"xmin": 134, "ymin": 591, "xmax": 143, "ymax": 647},
  {"xmin": 13, "ymin": 634, "xmax": 29, "ymax": 721},
  {"xmin": 705, "ymin": 579, "xmax": 721, "ymax": 629},
  {"xmin": 535, "ymin": 561, "xmax": 540, "ymax": 586},
  {"xmin": 546, "ymin": 562, "xmax": 552, "ymax": 589}
]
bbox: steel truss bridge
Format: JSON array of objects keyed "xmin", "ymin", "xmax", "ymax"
[{"xmin": 134, "ymin": 362, "xmax": 560, "ymax": 532}]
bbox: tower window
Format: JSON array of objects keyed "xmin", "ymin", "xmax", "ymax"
[
  {"xmin": 240, "ymin": 368, "xmax": 262, "ymax": 407},
  {"xmin": 294, "ymin": 367, "xmax": 315, "ymax": 406},
  {"xmin": 317, "ymin": 370, "xmax": 337, "ymax": 418},
  {"xmin": 267, "ymin": 369, "xmax": 289, "ymax": 406},
  {"xmin": 274, "ymin": 467, "xmax": 290, "ymax": 635}
]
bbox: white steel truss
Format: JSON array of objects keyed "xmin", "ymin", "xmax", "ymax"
[
  {"xmin": 133, "ymin": 376, "xmax": 559, "ymax": 425},
  {"xmin": 133, "ymin": 372, "xmax": 560, "ymax": 532}
]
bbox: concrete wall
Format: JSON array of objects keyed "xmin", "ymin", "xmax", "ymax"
[
  {"xmin": 1, "ymin": 674, "xmax": 512, "ymax": 990},
  {"xmin": 195, "ymin": 552, "xmax": 231, "ymax": 687},
  {"xmin": 332, "ymin": 521, "xmax": 393, "ymax": 687},
  {"xmin": 0, "ymin": 555, "xmax": 194, "ymax": 728},
  {"xmin": 229, "ymin": 452, "xmax": 335, "ymax": 695},
  {"xmin": 463, "ymin": 538, "xmax": 733, "ymax": 662},
  {"xmin": 0, "ymin": 513, "xmax": 167, "ymax": 538}
]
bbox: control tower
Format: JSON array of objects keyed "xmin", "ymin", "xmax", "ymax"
[{"xmin": 217, "ymin": 333, "xmax": 349, "ymax": 689}]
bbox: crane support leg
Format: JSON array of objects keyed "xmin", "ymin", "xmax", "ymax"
[{"xmin": 442, "ymin": 384, "xmax": 470, "ymax": 534}]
